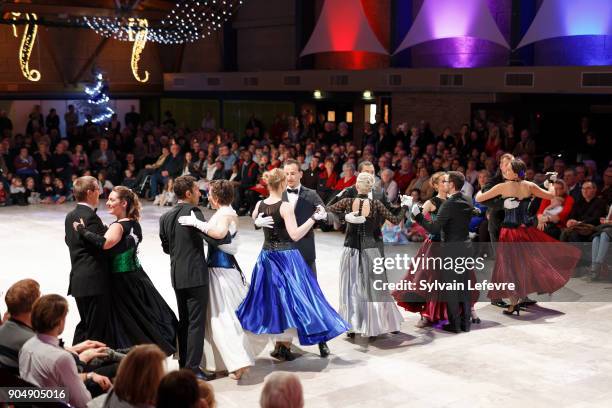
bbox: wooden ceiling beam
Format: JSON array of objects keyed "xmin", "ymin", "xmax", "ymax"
[{"xmin": 70, "ymin": 37, "xmax": 109, "ymax": 85}]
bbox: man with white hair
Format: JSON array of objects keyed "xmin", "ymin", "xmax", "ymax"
[{"xmin": 260, "ymin": 372, "xmax": 304, "ymax": 408}]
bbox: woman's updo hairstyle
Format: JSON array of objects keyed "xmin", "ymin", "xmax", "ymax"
[
  {"xmin": 209, "ymin": 180, "xmax": 234, "ymax": 206},
  {"xmin": 113, "ymin": 186, "xmax": 141, "ymax": 220},
  {"xmin": 356, "ymin": 172, "xmax": 375, "ymax": 193},
  {"xmin": 430, "ymin": 171, "xmax": 447, "ymax": 191},
  {"xmin": 263, "ymin": 168, "xmax": 286, "ymax": 191},
  {"xmin": 510, "ymin": 158, "xmax": 527, "ymax": 180}
]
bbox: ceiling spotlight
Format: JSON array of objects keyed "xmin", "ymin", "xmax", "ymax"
[
  {"xmin": 313, "ymin": 90, "xmax": 323, "ymax": 99},
  {"xmin": 362, "ymin": 90, "xmax": 373, "ymax": 100}
]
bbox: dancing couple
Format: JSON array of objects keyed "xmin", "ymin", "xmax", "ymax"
[{"xmin": 65, "ymin": 176, "xmax": 177, "ymax": 354}]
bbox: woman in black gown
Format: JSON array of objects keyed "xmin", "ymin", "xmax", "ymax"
[{"xmin": 74, "ymin": 186, "xmax": 178, "ymax": 354}]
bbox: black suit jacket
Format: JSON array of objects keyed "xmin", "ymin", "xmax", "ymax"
[
  {"xmin": 159, "ymin": 203, "xmax": 221, "ymax": 290},
  {"xmin": 65, "ymin": 204, "xmax": 110, "ymax": 297},
  {"xmin": 282, "ymin": 186, "xmax": 323, "ymax": 262},
  {"xmin": 416, "ymin": 192, "xmax": 473, "ymax": 242}
]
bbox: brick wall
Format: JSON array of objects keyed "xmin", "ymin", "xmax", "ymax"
[{"xmin": 392, "ymin": 92, "xmax": 496, "ymax": 133}]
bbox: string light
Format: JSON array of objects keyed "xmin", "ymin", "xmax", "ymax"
[
  {"xmin": 130, "ymin": 18, "xmax": 149, "ymax": 83},
  {"xmin": 13, "ymin": 12, "xmax": 41, "ymax": 82},
  {"xmin": 84, "ymin": 73, "xmax": 115, "ymax": 123},
  {"xmin": 83, "ymin": 0, "xmax": 244, "ymax": 45}
]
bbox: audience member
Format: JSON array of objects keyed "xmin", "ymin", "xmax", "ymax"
[{"xmin": 260, "ymin": 372, "xmax": 304, "ymax": 408}]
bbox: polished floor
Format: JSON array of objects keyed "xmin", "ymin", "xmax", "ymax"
[{"xmin": 1, "ymin": 203, "xmax": 611, "ymax": 407}]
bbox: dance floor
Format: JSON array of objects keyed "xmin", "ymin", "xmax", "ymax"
[{"xmin": 2, "ymin": 203, "xmax": 612, "ymax": 407}]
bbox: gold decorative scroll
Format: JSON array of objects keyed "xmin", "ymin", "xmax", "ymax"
[
  {"xmin": 130, "ymin": 18, "xmax": 149, "ymax": 83},
  {"xmin": 13, "ymin": 12, "xmax": 41, "ymax": 82}
]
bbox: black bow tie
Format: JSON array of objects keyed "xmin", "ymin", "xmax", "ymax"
[{"xmin": 287, "ymin": 188, "xmax": 299, "ymax": 194}]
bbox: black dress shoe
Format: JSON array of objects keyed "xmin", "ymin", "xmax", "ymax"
[
  {"xmin": 318, "ymin": 342, "xmax": 330, "ymax": 358},
  {"xmin": 442, "ymin": 324, "xmax": 460, "ymax": 333},
  {"xmin": 522, "ymin": 297, "xmax": 537, "ymax": 305},
  {"xmin": 272, "ymin": 344, "xmax": 295, "ymax": 361},
  {"xmin": 491, "ymin": 300, "xmax": 508, "ymax": 308},
  {"xmin": 194, "ymin": 369, "xmax": 216, "ymax": 381},
  {"xmin": 390, "ymin": 331, "xmax": 401, "ymax": 334},
  {"xmin": 346, "ymin": 332, "xmax": 356, "ymax": 339},
  {"xmin": 460, "ymin": 322, "xmax": 471, "ymax": 332}
]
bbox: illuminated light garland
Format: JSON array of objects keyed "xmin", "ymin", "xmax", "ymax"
[
  {"xmin": 84, "ymin": 73, "xmax": 115, "ymax": 123},
  {"xmin": 14, "ymin": 13, "xmax": 41, "ymax": 82},
  {"xmin": 130, "ymin": 18, "xmax": 149, "ymax": 83},
  {"xmin": 82, "ymin": 0, "xmax": 244, "ymax": 45}
]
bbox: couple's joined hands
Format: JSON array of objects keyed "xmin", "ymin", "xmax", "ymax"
[{"xmin": 254, "ymin": 205, "xmax": 328, "ymax": 229}]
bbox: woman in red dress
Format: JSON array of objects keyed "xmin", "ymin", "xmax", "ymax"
[{"xmin": 476, "ymin": 159, "xmax": 581, "ymax": 315}]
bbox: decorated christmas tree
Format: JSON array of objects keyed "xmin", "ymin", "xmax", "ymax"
[{"xmin": 81, "ymin": 70, "xmax": 114, "ymax": 123}]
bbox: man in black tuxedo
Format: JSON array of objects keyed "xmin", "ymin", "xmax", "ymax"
[
  {"xmin": 257, "ymin": 159, "xmax": 331, "ymax": 357},
  {"xmin": 159, "ymin": 175, "xmax": 217, "ymax": 380},
  {"xmin": 412, "ymin": 171, "xmax": 474, "ymax": 333},
  {"xmin": 64, "ymin": 176, "xmax": 112, "ymax": 346}
]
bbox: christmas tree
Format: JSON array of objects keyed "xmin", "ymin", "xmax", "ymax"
[{"xmin": 82, "ymin": 71, "xmax": 114, "ymax": 123}]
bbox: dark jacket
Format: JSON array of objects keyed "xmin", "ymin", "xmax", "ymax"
[
  {"xmin": 161, "ymin": 154, "xmax": 184, "ymax": 179},
  {"xmin": 64, "ymin": 204, "xmax": 110, "ymax": 297},
  {"xmin": 416, "ymin": 192, "xmax": 474, "ymax": 242},
  {"xmin": 282, "ymin": 186, "xmax": 323, "ymax": 262},
  {"xmin": 159, "ymin": 203, "xmax": 220, "ymax": 289},
  {"xmin": 237, "ymin": 160, "xmax": 259, "ymax": 188}
]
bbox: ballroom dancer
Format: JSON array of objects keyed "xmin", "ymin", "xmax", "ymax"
[
  {"xmin": 476, "ymin": 159, "xmax": 581, "ymax": 315},
  {"xmin": 325, "ymin": 172, "xmax": 408, "ymax": 339},
  {"xmin": 177, "ymin": 180, "xmax": 265, "ymax": 380},
  {"xmin": 73, "ymin": 186, "xmax": 178, "ymax": 355},
  {"xmin": 64, "ymin": 175, "xmax": 113, "ymax": 346},
  {"xmin": 410, "ymin": 171, "xmax": 475, "ymax": 333},
  {"xmin": 238, "ymin": 168, "xmax": 348, "ymax": 361},
  {"xmin": 480, "ymin": 153, "xmax": 516, "ymax": 308},
  {"xmin": 160, "ymin": 175, "xmax": 222, "ymax": 380}
]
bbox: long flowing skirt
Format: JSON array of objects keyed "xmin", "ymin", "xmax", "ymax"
[
  {"xmin": 487, "ymin": 226, "xmax": 581, "ymax": 299},
  {"xmin": 110, "ymin": 268, "xmax": 178, "ymax": 355},
  {"xmin": 236, "ymin": 249, "xmax": 349, "ymax": 346},
  {"xmin": 203, "ymin": 267, "xmax": 266, "ymax": 373},
  {"xmin": 339, "ymin": 247, "xmax": 403, "ymax": 336}
]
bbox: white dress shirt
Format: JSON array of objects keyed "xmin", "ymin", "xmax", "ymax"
[
  {"xmin": 19, "ymin": 334, "xmax": 91, "ymax": 408},
  {"xmin": 286, "ymin": 184, "xmax": 301, "ymax": 206}
]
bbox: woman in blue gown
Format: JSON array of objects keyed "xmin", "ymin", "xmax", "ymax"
[{"xmin": 236, "ymin": 168, "xmax": 349, "ymax": 361}]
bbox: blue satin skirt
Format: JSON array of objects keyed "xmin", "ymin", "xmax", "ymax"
[{"xmin": 236, "ymin": 248, "xmax": 349, "ymax": 345}]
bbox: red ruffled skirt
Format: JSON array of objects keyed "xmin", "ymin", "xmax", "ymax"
[{"xmin": 487, "ymin": 226, "xmax": 581, "ymax": 300}]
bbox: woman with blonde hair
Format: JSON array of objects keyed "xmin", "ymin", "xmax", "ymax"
[
  {"xmin": 74, "ymin": 186, "xmax": 177, "ymax": 354},
  {"xmin": 237, "ymin": 168, "xmax": 348, "ymax": 361},
  {"xmin": 325, "ymin": 172, "xmax": 409, "ymax": 339},
  {"xmin": 88, "ymin": 344, "xmax": 166, "ymax": 408}
]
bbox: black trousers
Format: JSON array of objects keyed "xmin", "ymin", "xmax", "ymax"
[
  {"xmin": 444, "ymin": 267, "xmax": 471, "ymax": 332},
  {"xmin": 74, "ymin": 295, "xmax": 113, "ymax": 347},
  {"xmin": 175, "ymin": 285, "xmax": 208, "ymax": 371}
]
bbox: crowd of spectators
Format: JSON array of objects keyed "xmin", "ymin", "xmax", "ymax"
[
  {"xmin": 0, "ymin": 279, "xmax": 306, "ymax": 408},
  {"xmin": 0, "ymin": 103, "xmax": 610, "ymax": 270}
]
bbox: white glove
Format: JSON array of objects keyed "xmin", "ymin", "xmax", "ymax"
[
  {"xmin": 503, "ymin": 198, "xmax": 520, "ymax": 209},
  {"xmin": 254, "ymin": 213, "xmax": 274, "ymax": 229},
  {"xmin": 543, "ymin": 180, "xmax": 551, "ymax": 189},
  {"xmin": 219, "ymin": 241, "xmax": 239, "ymax": 255},
  {"xmin": 400, "ymin": 194, "xmax": 413, "ymax": 208},
  {"xmin": 411, "ymin": 204, "xmax": 421, "ymax": 217},
  {"xmin": 178, "ymin": 210, "xmax": 209, "ymax": 233},
  {"xmin": 345, "ymin": 211, "xmax": 366, "ymax": 224},
  {"xmin": 312, "ymin": 205, "xmax": 327, "ymax": 221},
  {"xmin": 336, "ymin": 189, "xmax": 346, "ymax": 198}
]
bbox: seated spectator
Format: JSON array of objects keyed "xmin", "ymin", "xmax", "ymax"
[
  {"xmin": 13, "ymin": 147, "xmax": 38, "ymax": 179},
  {"xmin": 0, "ymin": 182, "xmax": 7, "ymax": 206},
  {"xmin": 301, "ymin": 156, "xmax": 320, "ymax": 190},
  {"xmin": 19, "ymin": 294, "xmax": 112, "ymax": 408},
  {"xmin": 98, "ymin": 170, "xmax": 114, "ymax": 199},
  {"xmin": 260, "ymin": 372, "xmax": 304, "ymax": 408},
  {"xmin": 587, "ymin": 206, "xmax": 612, "ymax": 281},
  {"xmin": 156, "ymin": 369, "xmax": 201, "ymax": 408},
  {"xmin": 10, "ymin": 176, "xmax": 27, "ymax": 206},
  {"xmin": 91, "ymin": 138, "xmax": 118, "ymax": 178},
  {"xmin": 25, "ymin": 176, "xmax": 40, "ymax": 204},
  {"xmin": 39, "ymin": 174, "xmax": 55, "ymax": 204},
  {"xmin": 149, "ymin": 144, "xmax": 182, "ymax": 200},
  {"xmin": 561, "ymin": 181, "xmax": 607, "ymax": 242},
  {"xmin": 197, "ymin": 380, "xmax": 216, "ymax": 408},
  {"xmin": 333, "ymin": 163, "xmax": 356, "ymax": 192},
  {"xmin": 317, "ymin": 158, "xmax": 338, "ymax": 202},
  {"xmin": 0, "ymin": 279, "xmax": 40, "ymax": 373},
  {"xmin": 122, "ymin": 169, "xmax": 138, "ymax": 190},
  {"xmin": 52, "ymin": 142, "xmax": 73, "ymax": 182},
  {"xmin": 393, "ymin": 157, "xmax": 414, "ymax": 193},
  {"xmin": 53, "ymin": 177, "xmax": 69, "ymax": 204},
  {"xmin": 380, "ymin": 168, "xmax": 398, "ymax": 203},
  {"xmin": 34, "ymin": 141, "xmax": 53, "ymax": 177},
  {"xmin": 536, "ymin": 179, "xmax": 575, "ymax": 239},
  {"xmin": 88, "ymin": 344, "xmax": 166, "ymax": 408},
  {"xmin": 406, "ymin": 166, "xmax": 433, "ymax": 201},
  {"xmin": 154, "ymin": 177, "xmax": 177, "ymax": 206},
  {"xmin": 600, "ymin": 166, "xmax": 612, "ymax": 206},
  {"xmin": 72, "ymin": 144, "xmax": 90, "ymax": 175},
  {"xmin": 234, "ymin": 150, "xmax": 259, "ymax": 215}
]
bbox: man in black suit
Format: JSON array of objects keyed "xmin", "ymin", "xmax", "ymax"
[
  {"xmin": 64, "ymin": 176, "xmax": 113, "ymax": 346},
  {"xmin": 234, "ymin": 150, "xmax": 260, "ymax": 215},
  {"xmin": 412, "ymin": 171, "xmax": 474, "ymax": 333},
  {"xmin": 159, "ymin": 175, "xmax": 217, "ymax": 379},
  {"xmin": 263, "ymin": 159, "xmax": 330, "ymax": 357}
]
